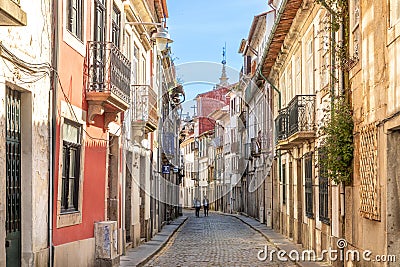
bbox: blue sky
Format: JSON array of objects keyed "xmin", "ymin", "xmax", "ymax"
[{"xmin": 166, "ymin": 1, "xmax": 269, "ymax": 116}]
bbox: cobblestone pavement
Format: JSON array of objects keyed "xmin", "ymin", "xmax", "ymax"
[{"xmin": 144, "ymin": 213, "xmax": 295, "ymax": 266}]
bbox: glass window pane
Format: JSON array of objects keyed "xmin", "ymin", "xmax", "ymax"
[
  {"xmin": 69, "ymin": 149, "xmax": 76, "ymax": 178},
  {"xmin": 68, "ymin": 178, "xmax": 75, "ymax": 209},
  {"xmin": 61, "ymin": 177, "xmax": 67, "ymax": 208},
  {"xmin": 63, "ymin": 122, "xmax": 80, "ymax": 143}
]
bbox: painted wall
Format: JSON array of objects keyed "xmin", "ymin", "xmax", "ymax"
[{"xmin": 0, "ymin": 0, "xmax": 52, "ymax": 265}]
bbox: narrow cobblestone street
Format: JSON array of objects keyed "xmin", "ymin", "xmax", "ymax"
[{"xmin": 143, "ymin": 213, "xmax": 295, "ymax": 266}]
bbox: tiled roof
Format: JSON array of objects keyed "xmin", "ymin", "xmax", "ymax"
[{"xmin": 261, "ymin": 0, "xmax": 303, "ymax": 77}]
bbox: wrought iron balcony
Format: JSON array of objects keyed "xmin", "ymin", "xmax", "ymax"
[
  {"xmin": 275, "ymin": 108, "xmax": 288, "ymax": 142},
  {"xmin": 288, "ymin": 95, "xmax": 316, "ymax": 136},
  {"xmin": 85, "ymin": 41, "xmax": 131, "ymax": 126},
  {"xmin": 275, "ymin": 95, "xmax": 316, "ymax": 149},
  {"xmin": 0, "ymin": 0, "xmax": 27, "ymax": 26},
  {"xmin": 131, "ymin": 85, "xmax": 158, "ymax": 133}
]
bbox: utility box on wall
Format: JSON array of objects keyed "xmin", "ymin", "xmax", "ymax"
[{"xmin": 95, "ymin": 221, "xmax": 120, "ymax": 267}]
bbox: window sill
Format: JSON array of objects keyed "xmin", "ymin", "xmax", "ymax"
[
  {"xmin": 57, "ymin": 210, "xmax": 82, "ymax": 228},
  {"xmin": 60, "ymin": 210, "xmax": 80, "ymax": 215},
  {"xmin": 319, "ymin": 218, "xmax": 330, "ymax": 225},
  {"xmin": 306, "ymin": 213, "xmax": 314, "ymax": 219},
  {"xmin": 63, "ymin": 28, "xmax": 86, "ymax": 57}
]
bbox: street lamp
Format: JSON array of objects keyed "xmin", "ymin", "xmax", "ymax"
[{"xmin": 125, "ymin": 21, "xmax": 173, "ymax": 51}]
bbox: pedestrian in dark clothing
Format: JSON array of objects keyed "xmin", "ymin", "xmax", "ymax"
[
  {"xmin": 203, "ymin": 196, "xmax": 209, "ymax": 217},
  {"xmin": 194, "ymin": 198, "xmax": 201, "ymax": 217}
]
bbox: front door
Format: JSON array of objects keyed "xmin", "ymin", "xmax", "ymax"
[{"xmin": 5, "ymin": 87, "xmax": 21, "ymax": 267}]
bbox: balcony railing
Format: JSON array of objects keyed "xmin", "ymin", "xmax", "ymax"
[
  {"xmin": 131, "ymin": 85, "xmax": 158, "ymax": 132},
  {"xmin": 275, "ymin": 95, "xmax": 316, "ymax": 148},
  {"xmin": 86, "ymin": 41, "xmax": 131, "ymax": 106},
  {"xmin": 275, "ymin": 108, "xmax": 288, "ymax": 142},
  {"xmin": 288, "ymin": 95, "xmax": 316, "ymax": 136}
]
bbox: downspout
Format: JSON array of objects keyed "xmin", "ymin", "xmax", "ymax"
[
  {"xmin": 258, "ymin": 70, "xmax": 281, "ymax": 110},
  {"xmin": 253, "ymin": 0, "xmax": 288, "ymax": 228},
  {"xmin": 258, "ymin": 69, "xmax": 281, "ymax": 229},
  {"xmin": 121, "ymin": 124, "xmax": 126, "ymax": 254},
  {"xmin": 49, "ymin": 0, "xmax": 59, "ymax": 265}
]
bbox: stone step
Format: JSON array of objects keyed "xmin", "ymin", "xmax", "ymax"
[{"xmin": 125, "ymin": 241, "xmax": 132, "ymax": 250}]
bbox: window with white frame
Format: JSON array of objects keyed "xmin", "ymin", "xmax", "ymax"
[
  {"xmin": 305, "ymin": 36, "xmax": 314, "ymax": 94},
  {"xmin": 230, "ymin": 98, "xmax": 235, "ymax": 116},
  {"xmin": 280, "ymin": 72, "xmax": 286, "ymax": 106},
  {"xmin": 319, "ymin": 148, "xmax": 329, "ymax": 224},
  {"xmin": 61, "ymin": 120, "xmax": 82, "ymax": 213},
  {"xmin": 67, "ymin": 0, "xmax": 83, "ymax": 40},
  {"xmin": 94, "ymin": 0, "xmax": 106, "ymax": 42},
  {"xmin": 132, "ymin": 44, "xmax": 139, "ymax": 84},
  {"xmin": 287, "ymin": 63, "xmax": 293, "ymax": 101},
  {"xmin": 124, "ymin": 32, "xmax": 131, "ymax": 59},
  {"xmin": 295, "ymin": 55, "xmax": 301, "ymax": 95},
  {"xmin": 321, "ymin": 50, "xmax": 330, "ymax": 88},
  {"xmin": 141, "ymin": 55, "xmax": 146, "ymax": 83},
  {"xmin": 112, "ymin": 5, "xmax": 121, "ymax": 48},
  {"xmin": 304, "ymin": 153, "xmax": 313, "ymax": 218}
]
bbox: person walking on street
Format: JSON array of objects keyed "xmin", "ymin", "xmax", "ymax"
[
  {"xmin": 203, "ymin": 196, "xmax": 209, "ymax": 217},
  {"xmin": 194, "ymin": 198, "xmax": 201, "ymax": 217}
]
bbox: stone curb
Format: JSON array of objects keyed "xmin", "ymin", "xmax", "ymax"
[
  {"xmin": 137, "ymin": 216, "xmax": 188, "ymax": 267},
  {"xmin": 121, "ymin": 215, "xmax": 188, "ymax": 267},
  {"xmin": 217, "ymin": 212, "xmax": 328, "ymax": 267}
]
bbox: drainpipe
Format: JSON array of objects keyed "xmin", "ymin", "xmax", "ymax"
[
  {"xmin": 49, "ymin": 0, "xmax": 59, "ymax": 265},
  {"xmin": 258, "ymin": 68, "xmax": 281, "ymax": 229},
  {"xmin": 121, "ymin": 125, "xmax": 126, "ymax": 254}
]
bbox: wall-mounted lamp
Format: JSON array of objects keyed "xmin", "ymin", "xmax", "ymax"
[{"xmin": 126, "ymin": 21, "xmax": 173, "ymax": 51}]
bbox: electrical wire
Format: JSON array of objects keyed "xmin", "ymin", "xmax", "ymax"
[{"xmin": 0, "ymin": 41, "xmax": 123, "ymax": 146}]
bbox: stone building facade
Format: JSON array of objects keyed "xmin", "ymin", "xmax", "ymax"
[
  {"xmin": 0, "ymin": 0, "xmax": 51, "ymax": 266},
  {"xmin": 235, "ymin": 0, "xmax": 400, "ymax": 266},
  {"xmin": 345, "ymin": 0, "xmax": 400, "ymax": 266}
]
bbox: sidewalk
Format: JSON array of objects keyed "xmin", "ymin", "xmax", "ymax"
[
  {"xmin": 120, "ymin": 215, "xmax": 188, "ymax": 267},
  {"xmin": 221, "ymin": 212, "xmax": 330, "ymax": 267}
]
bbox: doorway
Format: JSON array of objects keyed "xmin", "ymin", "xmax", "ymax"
[{"xmin": 5, "ymin": 87, "xmax": 21, "ymax": 267}]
